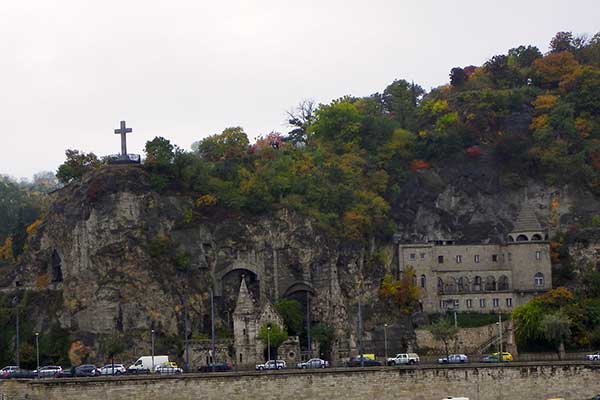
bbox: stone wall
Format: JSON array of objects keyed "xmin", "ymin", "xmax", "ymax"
[
  {"xmin": 2, "ymin": 362, "xmax": 600, "ymax": 400},
  {"xmin": 415, "ymin": 320, "xmax": 513, "ymax": 355}
]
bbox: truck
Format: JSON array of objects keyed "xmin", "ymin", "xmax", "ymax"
[
  {"xmin": 127, "ymin": 355, "xmax": 169, "ymax": 373},
  {"xmin": 386, "ymin": 353, "xmax": 420, "ymax": 366}
]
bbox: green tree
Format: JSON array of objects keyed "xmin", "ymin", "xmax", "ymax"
[
  {"xmin": 257, "ymin": 323, "xmax": 288, "ymax": 359},
  {"xmin": 311, "ymin": 323, "xmax": 336, "ymax": 360},
  {"xmin": 550, "ymin": 31, "xmax": 575, "ymax": 54},
  {"xmin": 144, "ymin": 136, "xmax": 175, "ymax": 168},
  {"xmin": 56, "ymin": 149, "xmax": 102, "ymax": 184},
  {"xmin": 194, "ymin": 127, "xmax": 249, "ymax": 162},
  {"xmin": 274, "ymin": 299, "xmax": 303, "ymax": 336},
  {"xmin": 383, "ymin": 79, "xmax": 424, "ymax": 130},
  {"xmin": 540, "ymin": 312, "xmax": 571, "ymax": 359},
  {"xmin": 429, "ymin": 318, "xmax": 458, "ymax": 357}
]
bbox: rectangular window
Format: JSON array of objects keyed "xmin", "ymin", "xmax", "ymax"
[
  {"xmin": 493, "ymin": 298, "xmax": 500, "ymax": 308},
  {"xmin": 438, "ymin": 255, "xmax": 444, "ymax": 264},
  {"xmin": 480, "ymin": 299, "xmax": 486, "ymax": 308},
  {"xmin": 409, "ymin": 253, "xmax": 416, "ymax": 260},
  {"xmin": 466, "ymin": 299, "xmax": 473, "ymax": 308},
  {"xmin": 506, "ymin": 298, "xmax": 513, "ymax": 307},
  {"xmin": 420, "ymin": 253, "xmax": 425, "ymax": 259},
  {"xmin": 474, "ymin": 254, "xmax": 480, "ymax": 263},
  {"xmin": 456, "ymin": 255, "xmax": 462, "ymax": 264},
  {"xmin": 454, "ymin": 299, "xmax": 459, "ymax": 309},
  {"xmin": 440, "ymin": 300, "xmax": 447, "ymax": 309},
  {"xmin": 536, "ymin": 251, "xmax": 541, "ymax": 260},
  {"xmin": 492, "ymin": 254, "xmax": 498, "ymax": 262}
]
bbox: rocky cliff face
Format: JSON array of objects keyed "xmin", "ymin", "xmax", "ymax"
[{"xmin": 12, "ymin": 162, "xmax": 600, "ymax": 360}]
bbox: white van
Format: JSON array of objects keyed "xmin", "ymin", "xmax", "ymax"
[{"xmin": 128, "ymin": 355, "xmax": 169, "ymax": 373}]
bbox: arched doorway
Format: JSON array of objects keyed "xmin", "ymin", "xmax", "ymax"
[{"xmin": 282, "ymin": 282, "xmax": 315, "ymax": 359}]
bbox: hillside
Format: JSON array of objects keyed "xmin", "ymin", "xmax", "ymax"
[{"xmin": 2, "ymin": 31, "xmax": 600, "ymax": 366}]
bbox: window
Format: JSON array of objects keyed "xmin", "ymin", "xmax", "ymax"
[
  {"xmin": 498, "ymin": 275, "xmax": 509, "ymax": 291},
  {"xmin": 466, "ymin": 299, "xmax": 473, "ymax": 308},
  {"xmin": 420, "ymin": 274, "xmax": 426, "ymax": 288},
  {"xmin": 438, "ymin": 255, "xmax": 444, "ymax": 264},
  {"xmin": 534, "ymin": 272, "xmax": 544, "ymax": 287},
  {"xmin": 535, "ymin": 251, "xmax": 541, "ymax": 260},
  {"xmin": 420, "ymin": 253, "xmax": 426, "ymax": 259},
  {"xmin": 492, "ymin": 298, "xmax": 500, "ymax": 308},
  {"xmin": 456, "ymin": 255, "xmax": 462, "ymax": 263},
  {"xmin": 453, "ymin": 299, "xmax": 459, "ymax": 309},
  {"xmin": 506, "ymin": 298, "xmax": 513, "ymax": 307},
  {"xmin": 409, "ymin": 253, "xmax": 416, "ymax": 261},
  {"xmin": 492, "ymin": 254, "xmax": 498, "ymax": 262},
  {"xmin": 474, "ymin": 254, "xmax": 480, "ymax": 263},
  {"xmin": 480, "ymin": 299, "xmax": 486, "ymax": 308},
  {"xmin": 440, "ymin": 300, "xmax": 447, "ymax": 309}
]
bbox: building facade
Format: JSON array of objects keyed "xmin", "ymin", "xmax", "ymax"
[{"xmin": 397, "ymin": 206, "xmax": 552, "ymax": 313}]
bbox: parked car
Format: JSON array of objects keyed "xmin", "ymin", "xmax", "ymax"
[
  {"xmin": 586, "ymin": 351, "xmax": 600, "ymax": 361},
  {"xmin": 99, "ymin": 364, "xmax": 127, "ymax": 375},
  {"xmin": 128, "ymin": 355, "xmax": 169, "ymax": 373},
  {"xmin": 155, "ymin": 362, "xmax": 183, "ymax": 374},
  {"xmin": 34, "ymin": 366, "xmax": 63, "ymax": 378},
  {"xmin": 1, "ymin": 368, "xmax": 35, "ymax": 379},
  {"xmin": 297, "ymin": 358, "xmax": 329, "ymax": 369},
  {"xmin": 199, "ymin": 362, "xmax": 233, "ymax": 372},
  {"xmin": 438, "ymin": 354, "xmax": 469, "ymax": 364},
  {"xmin": 491, "ymin": 352, "xmax": 513, "ymax": 361},
  {"xmin": 0, "ymin": 366, "xmax": 20, "ymax": 375},
  {"xmin": 347, "ymin": 356, "xmax": 382, "ymax": 367},
  {"xmin": 73, "ymin": 364, "xmax": 100, "ymax": 377},
  {"xmin": 255, "ymin": 360, "xmax": 286, "ymax": 371},
  {"xmin": 386, "ymin": 353, "xmax": 420, "ymax": 366}
]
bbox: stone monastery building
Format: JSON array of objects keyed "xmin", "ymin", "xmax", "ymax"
[{"xmin": 397, "ymin": 205, "xmax": 552, "ymax": 313}]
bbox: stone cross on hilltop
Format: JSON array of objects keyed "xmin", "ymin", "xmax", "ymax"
[{"xmin": 114, "ymin": 120, "xmax": 132, "ymax": 157}]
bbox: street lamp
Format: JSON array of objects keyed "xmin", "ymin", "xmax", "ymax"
[
  {"xmin": 35, "ymin": 332, "xmax": 40, "ymax": 379},
  {"xmin": 210, "ymin": 286, "xmax": 216, "ymax": 373},
  {"xmin": 496, "ymin": 314, "xmax": 503, "ymax": 362},
  {"xmin": 151, "ymin": 329, "xmax": 155, "ymax": 372},
  {"xmin": 12, "ymin": 296, "xmax": 20, "ymax": 367},
  {"xmin": 384, "ymin": 323, "xmax": 389, "ymax": 364},
  {"xmin": 267, "ymin": 325, "xmax": 272, "ymax": 362}
]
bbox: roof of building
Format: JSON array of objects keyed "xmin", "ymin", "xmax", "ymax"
[
  {"xmin": 233, "ymin": 278, "xmax": 256, "ymax": 315},
  {"xmin": 512, "ymin": 204, "xmax": 542, "ymax": 233}
]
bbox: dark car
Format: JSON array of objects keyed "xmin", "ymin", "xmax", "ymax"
[
  {"xmin": 346, "ymin": 357, "xmax": 382, "ymax": 367},
  {"xmin": 481, "ymin": 354, "xmax": 500, "ymax": 363},
  {"xmin": 0, "ymin": 368, "xmax": 36, "ymax": 379},
  {"xmin": 199, "ymin": 362, "xmax": 233, "ymax": 372},
  {"xmin": 71, "ymin": 365, "xmax": 100, "ymax": 377}
]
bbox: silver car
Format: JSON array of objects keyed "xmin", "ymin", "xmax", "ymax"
[
  {"xmin": 297, "ymin": 358, "xmax": 329, "ymax": 369},
  {"xmin": 438, "ymin": 354, "xmax": 469, "ymax": 364}
]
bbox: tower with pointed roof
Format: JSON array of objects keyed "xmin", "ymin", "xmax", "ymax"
[
  {"xmin": 508, "ymin": 204, "xmax": 546, "ymax": 243},
  {"xmin": 232, "ymin": 276, "xmax": 285, "ymax": 367}
]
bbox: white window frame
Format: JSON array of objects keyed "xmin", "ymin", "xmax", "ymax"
[
  {"xmin": 492, "ymin": 298, "xmax": 500, "ymax": 308},
  {"xmin": 535, "ymin": 251, "xmax": 541, "ymax": 260},
  {"xmin": 534, "ymin": 273, "xmax": 544, "ymax": 287},
  {"xmin": 409, "ymin": 253, "xmax": 416, "ymax": 261},
  {"xmin": 466, "ymin": 299, "xmax": 472, "ymax": 308},
  {"xmin": 480, "ymin": 298, "xmax": 486, "ymax": 308},
  {"xmin": 456, "ymin": 255, "xmax": 462, "ymax": 264},
  {"xmin": 506, "ymin": 298, "xmax": 513, "ymax": 307},
  {"xmin": 474, "ymin": 254, "xmax": 480, "ymax": 263}
]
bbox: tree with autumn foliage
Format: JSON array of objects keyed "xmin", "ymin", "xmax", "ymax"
[{"xmin": 378, "ymin": 267, "xmax": 420, "ymax": 315}]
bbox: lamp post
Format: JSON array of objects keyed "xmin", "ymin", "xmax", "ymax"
[
  {"xmin": 210, "ymin": 286, "xmax": 216, "ymax": 372},
  {"xmin": 12, "ymin": 296, "xmax": 20, "ymax": 367},
  {"xmin": 306, "ymin": 292, "xmax": 311, "ymax": 358},
  {"xmin": 151, "ymin": 329, "xmax": 155, "ymax": 372},
  {"xmin": 358, "ymin": 293, "xmax": 364, "ymax": 368},
  {"xmin": 384, "ymin": 323, "xmax": 389, "ymax": 364},
  {"xmin": 267, "ymin": 325, "xmax": 272, "ymax": 362},
  {"xmin": 498, "ymin": 313, "xmax": 503, "ymax": 362},
  {"xmin": 35, "ymin": 332, "xmax": 40, "ymax": 379}
]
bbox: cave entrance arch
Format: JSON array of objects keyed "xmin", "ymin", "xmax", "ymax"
[
  {"xmin": 282, "ymin": 281, "xmax": 316, "ymax": 359},
  {"xmin": 219, "ymin": 268, "xmax": 259, "ymax": 331}
]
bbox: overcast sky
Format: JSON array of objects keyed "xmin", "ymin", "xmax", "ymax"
[{"xmin": 1, "ymin": 0, "xmax": 599, "ymax": 179}]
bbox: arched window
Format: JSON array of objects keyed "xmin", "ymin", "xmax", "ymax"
[
  {"xmin": 534, "ymin": 272, "xmax": 544, "ymax": 287},
  {"xmin": 531, "ymin": 234, "xmax": 543, "ymax": 241},
  {"xmin": 498, "ymin": 275, "xmax": 509, "ymax": 291},
  {"xmin": 516, "ymin": 234, "xmax": 529, "ymax": 242},
  {"xmin": 420, "ymin": 274, "xmax": 426, "ymax": 288},
  {"xmin": 473, "ymin": 276, "xmax": 482, "ymax": 292},
  {"xmin": 485, "ymin": 276, "xmax": 496, "ymax": 291},
  {"xmin": 444, "ymin": 277, "xmax": 457, "ymax": 294},
  {"xmin": 508, "ymin": 235, "xmax": 515, "ymax": 242},
  {"xmin": 457, "ymin": 276, "xmax": 470, "ymax": 293}
]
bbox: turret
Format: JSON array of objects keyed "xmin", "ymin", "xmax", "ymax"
[{"xmin": 508, "ymin": 204, "xmax": 545, "ymax": 242}]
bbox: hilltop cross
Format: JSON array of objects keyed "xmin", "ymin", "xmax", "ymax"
[{"xmin": 114, "ymin": 120, "xmax": 132, "ymax": 157}]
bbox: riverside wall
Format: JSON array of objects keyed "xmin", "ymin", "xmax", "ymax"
[{"xmin": 1, "ymin": 362, "xmax": 600, "ymax": 400}]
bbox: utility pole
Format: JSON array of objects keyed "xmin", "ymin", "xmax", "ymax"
[
  {"xmin": 454, "ymin": 311, "xmax": 458, "ymax": 329},
  {"xmin": 151, "ymin": 329, "xmax": 155, "ymax": 372},
  {"xmin": 184, "ymin": 296, "xmax": 189, "ymax": 373},
  {"xmin": 306, "ymin": 292, "xmax": 311, "ymax": 358},
  {"xmin": 35, "ymin": 333, "xmax": 40, "ymax": 379},
  {"xmin": 358, "ymin": 293, "xmax": 364, "ymax": 368},
  {"xmin": 210, "ymin": 287, "xmax": 216, "ymax": 372},
  {"xmin": 12, "ymin": 296, "xmax": 20, "ymax": 367},
  {"xmin": 498, "ymin": 313, "xmax": 503, "ymax": 361},
  {"xmin": 384, "ymin": 323, "xmax": 388, "ymax": 364},
  {"xmin": 267, "ymin": 325, "xmax": 272, "ymax": 362}
]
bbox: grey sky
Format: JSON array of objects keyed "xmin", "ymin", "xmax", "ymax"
[{"xmin": 1, "ymin": 0, "xmax": 599, "ymax": 179}]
